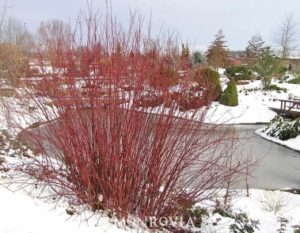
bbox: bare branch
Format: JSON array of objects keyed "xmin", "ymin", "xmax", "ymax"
[
  {"xmin": 273, "ymin": 14, "xmax": 299, "ymax": 59},
  {"xmin": 0, "ymin": 0, "xmax": 11, "ymax": 41}
]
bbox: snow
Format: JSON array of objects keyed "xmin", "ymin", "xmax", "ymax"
[
  {"xmin": 217, "ymin": 68, "xmax": 226, "ymax": 75},
  {"xmin": 206, "ymin": 80, "xmax": 300, "ymax": 124},
  {"xmin": 0, "ymin": 95, "xmax": 58, "ymax": 136},
  {"xmin": 195, "ymin": 189, "xmax": 300, "ymax": 233},
  {"xmin": 0, "ymin": 121, "xmax": 138, "ymax": 233},
  {"xmin": 134, "ymin": 80, "xmax": 300, "ymax": 124},
  {"xmin": 284, "ymin": 74, "xmax": 297, "ymax": 82},
  {"xmin": 0, "ymin": 187, "xmax": 128, "ymax": 233},
  {"xmin": 230, "ymin": 190, "xmax": 300, "ymax": 233},
  {"xmin": 205, "ymin": 95, "xmax": 277, "ymax": 124},
  {"xmin": 183, "ymin": 189, "xmax": 300, "ymax": 233},
  {"xmin": 0, "ymin": 155, "xmax": 136, "ymax": 233}
]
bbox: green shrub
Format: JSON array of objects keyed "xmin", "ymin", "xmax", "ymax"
[
  {"xmin": 278, "ymin": 66, "xmax": 288, "ymax": 75},
  {"xmin": 180, "ymin": 207, "xmax": 208, "ymax": 228},
  {"xmin": 213, "ymin": 207, "xmax": 231, "ymax": 218},
  {"xmin": 225, "ymin": 65, "xmax": 252, "ymax": 81},
  {"xmin": 254, "ymin": 47, "xmax": 282, "ymax": 87},
  {"xmin": 287, "ymin": 77, "xmax": 300, "ymax": 84},
  {"xmin": 263, "ymin": 84, "xmax": 287, "ymax": 93},
  {"xmin": 264, "ymin": 116, "xmax": 300, "ymax": 141},
  {"xmin": 213, "ymin": 207, "xmax": 260, "ymax": 233},
  {"xmin": 230, "ymin": 213, "xmax": 260, "ymax": 233},
  {"xmin": 219, "ymin": 79, "xmax": 238, "ymax": 106},
  {"xmin": 278, "ymin": 121, "xmax": 300, "ymax": 140},
  {"xmin": 194, "ymin": 68, "xmax": 221, "ymax": 100}
]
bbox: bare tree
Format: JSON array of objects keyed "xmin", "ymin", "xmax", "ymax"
[
  {"xmin": 274, "ymin": 14, "xmax": 298, "ymax": 59},
  {"xmin": 36, "ymin": 20, "xmax": 72, "ymax": 67},
  {"xmin": 0, "ymin": 0, "xmax": 9, "ymax": 40},
  {"xmin": 0, "ymin": 15, "xmax": 33, "ymax": 86},
  {"xmin": 37, "ymin": 20, "xmax": 72, "ymax": 50},
  {"xmin": 1, "ymin": 16, "xmax": 33, "ymax": 49}
]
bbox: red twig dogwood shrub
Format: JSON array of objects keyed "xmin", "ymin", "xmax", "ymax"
[{"xmin": 5, "ymin": 10, "xmax": 251, "ymax": 223}]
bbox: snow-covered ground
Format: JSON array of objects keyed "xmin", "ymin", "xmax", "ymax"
[
  {"xmin": 137, "ymin": 79, "xmax": 300, "ymax": 124},
  {"xmin": 2, "ymin": 160, "xmax": 300, "ymax": 233},
  {"xmin": 207, "ymin": 79, "xmax": 299, "ymax": 124},
  {"xmin": 200, "ymin": 189, "xmax": 300, "ymax": 233},
  {"xmin": 0, "ymin": 186, "xmax": 128, "ymax": 233},
  {"xmin": 0, "ymin": 141, "xmax": 133, "ymax": 233}
]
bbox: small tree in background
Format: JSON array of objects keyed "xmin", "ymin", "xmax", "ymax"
[
  {"xmin": 0, "ymin": 43, "xmax": 28, "ymax": 85},
  {"xmin": 0, "ymin": 0, "xmax": 34, "ymax": 64},
  {"xmin": 206, "ymin": 29, "xmax": 229, "ymax": 68},
  {"xmin": 255, "ymin": 47, "xmax": 282, "ymax": 87},
  {"xmin": 220, "ymin": 79, "xmax": 238, "ymax": 106},
  {"xmin": 181, "ymin": 43, "xmax": 190, "ymax": 58},
  {"xmin": 245, "ymin": 34, "xmax": 266, "ymax": 68},
  {"xmin": 0, "ymin": 14, "xmax": 33, "ymax": 86},
  {"xmin": 181, "ymin": 42, "xmax": 190, "ymax": 69},
  {"xmin": 191, "ymin": 51, "xmax": 202, "ymax": 67}
]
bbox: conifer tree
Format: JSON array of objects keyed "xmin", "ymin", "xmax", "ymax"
[
  {"xmin": 245, "ymin": 34, "xmax": 266, "ymax": 67},
  {"xmin": 255, "ymin": 47, "xmax": 281, "ymax": 87},
  {"xmin": 206, "ymin": 29, "xmax": 229, "ymax": 68},
  {"xmin": 181, "ymin": 43, "xmax": 190, "ymax": 59},
  {"xmin": 220, "ymin": 79, "xmax": 238, "ymax": 106},
  {"xmin": 181, "ymin": 43, "xmax": 190, "ymax": 69},
  {"xmin": 191, "ymin": 51, "xmax": 202, "ymax": 67}
]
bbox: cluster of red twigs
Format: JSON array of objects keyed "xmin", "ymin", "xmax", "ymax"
[{"xmin": 6, "ymin": 10, "xmax": 251, "ymax": 223}]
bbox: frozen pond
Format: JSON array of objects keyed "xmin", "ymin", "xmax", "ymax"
[
  {"xmin": 25, "ymin": 118, "xmax": 300, "ymax": 190},
  {"xmin": 233, "ymin": 124, "xmax": 300, "ymax": 189}
]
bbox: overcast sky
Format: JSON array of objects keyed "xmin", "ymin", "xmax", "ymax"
[{"xmin": 5, "ymin": 0, "xmax": 300, "ymax": 50}]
